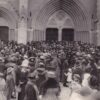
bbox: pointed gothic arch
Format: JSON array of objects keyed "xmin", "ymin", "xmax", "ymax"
[{"xmin": 34, "ymin": 0, "xmax": 90, "ymax": 42}]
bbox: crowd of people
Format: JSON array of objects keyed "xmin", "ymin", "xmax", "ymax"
[{"xmin": 0, "ymin": 40, "xmax": 99, "ymax": 100}]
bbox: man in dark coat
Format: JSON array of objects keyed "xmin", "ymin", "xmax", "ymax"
[
  {"xmin": 24, "ymin": 72, "xmax": 39, "ymax": 100},
  {"xmin": 17, "ymin": 67, "xmax": 28, "ymax": 100}
]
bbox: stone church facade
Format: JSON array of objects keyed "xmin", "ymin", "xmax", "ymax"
[{"xmin": 0, "ymin": 0, "xmax": 99, "ymax": 45}]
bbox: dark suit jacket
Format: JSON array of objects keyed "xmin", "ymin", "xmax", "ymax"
[{"xmin": 24, "ymin": 82, "xmax": 37, "ymax": 100}]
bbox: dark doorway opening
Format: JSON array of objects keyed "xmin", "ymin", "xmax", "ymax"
[
  {"xmin": 46, "ymin": 28, "xmax": 58, "ymax": 41},
  {"xmin": 0, "ymin": 26, "xmax": 9, "ymax": 42},
  {"xmin": 62, "ymin": 28, "xmax": 74, "ymax": 41}
]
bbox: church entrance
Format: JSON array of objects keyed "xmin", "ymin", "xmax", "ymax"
[
  {"xmin": 0, "ymin": 26, "xmax": 9, "ymax": 42},
  {"xmin": 46, "ymin": 28, "xmax": 58, "ymax": 41},
  {"xmin": 62, "ymin": 28, "xmax": 74, "ymax": 41}
]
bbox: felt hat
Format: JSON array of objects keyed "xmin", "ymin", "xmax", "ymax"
[
  {"xmin": 29, "ymin": 57, "xmax": 35, "ymax": 62},
  {"xmin": 28, "ymin": 72, "xmax": 36, "ymax": 79},
  {"xmin": 36, "ymin": 63, "xmax": 45, "ymax": 72},
  {"xmin": 7, "ymin": 67, "xmax": 13, "ymax": 74},
  {"xmin": 5, "ymin": 62, "xmax": 16, "ymax": 68},
  {"xmin": 23, "ymin": 55, "xmax": 28, "ymax": 59},
  {"xmin": 46, "ymin": 71, "xmax": 56, "ymax": 78}
]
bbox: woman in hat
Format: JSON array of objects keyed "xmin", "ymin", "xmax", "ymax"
[
  {"xmin": 40, "ymin": 71, "xmax": 60, "ymax": 100},
  {"xmin": 0, "ymin": 72, "xmax": 7, "ymax": 100},
  {"xmin": 6, "ymin": 67, "xmax": 15, "ymax": 100},
  {"xmin": 24, "ymin": 72, "xmax": 39, "ymax": 100}
]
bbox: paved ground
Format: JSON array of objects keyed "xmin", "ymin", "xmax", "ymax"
[
  {"xmin": 12, "ymin": 84, "xmax": 72, "ymax": 100},
  {"xmin": 60, "ymin": 84, "xmax": 72, "ymax": 100}
]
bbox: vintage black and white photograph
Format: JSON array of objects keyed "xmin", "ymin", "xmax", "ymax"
[{"xmin": 0, "ymin": 0, "xmax": 99, "ymax": 100}]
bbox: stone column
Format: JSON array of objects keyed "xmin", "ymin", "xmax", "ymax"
[
  {"xmin": 18, "ymin": 0, "xmax": 28, "ymax": 44},
  {"xmin": 97, "ymin": 0, "xmax": 100, "ymax": 46},
  {"xmin": 58, "ymin": 28, "xmax": 62, "ymax": 41},
  {"xmin": 89, "ymin": 31, "xmax": 92, "ymax": 43},
  {"xmin": 9, "ymin": 29, "xmax": 15, "ymax": 41},
  {"xmin": 27, "ymin": 28, "xmax": 33, "ymax": 42}
]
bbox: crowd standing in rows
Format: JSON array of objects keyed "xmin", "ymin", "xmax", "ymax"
[{"xmin": 0, "ymin": 40, "xmax": 99, "ymax": 100}]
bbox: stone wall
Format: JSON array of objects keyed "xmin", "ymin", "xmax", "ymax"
[{"xmin": 0, "ymin": 0, "xmax": 98, "ymax": 44}]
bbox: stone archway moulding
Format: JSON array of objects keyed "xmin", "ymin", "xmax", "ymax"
[
  {"xmin": 34, "ymin": 0, "xmax": 90, "ymax": 42},
  {"xmin": 0, "ymin": 1, "xmax": 18, "ymax": 29},
  {"xmin": 0, "ymin": 2, "xmax": 18, "ymax": 41}
]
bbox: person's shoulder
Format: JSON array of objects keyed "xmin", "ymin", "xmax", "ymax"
[{"xmin": 25, "ymin": 82, "xmax": 33, "ymax": 89}]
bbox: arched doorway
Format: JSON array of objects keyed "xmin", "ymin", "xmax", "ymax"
[
  {"xmin": 46, "ymin": 28, "xmax": 58, "ymax": 41},
  {"xmin": 62, "ymin": 28, "xmax": 74, "ymax": 41},
  {"xmin": 0, "ymin": 4, "xmax": 18, "ymax": 41},
  {"xmin": 35, "ymin": 0, "xmax": 89, "ymax": 42},
  {"xmin": 46, "ymin": 11, "xmax": 74, "ymax": 41},
  {"xmin": 0, "ymin": 26, "xmax": 9, "ymax": 42}
]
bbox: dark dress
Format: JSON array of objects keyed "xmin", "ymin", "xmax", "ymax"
[
  {"xmin": 24, "ymin": 82, "xmax": 38, "ymax": 100},
  {"xmin": 40, "ymin": 78, "xmax": 60, "ymax": 100},
  {"xmin": 36, "ymin": 70, "xmax": 46, "ymax": 92}
]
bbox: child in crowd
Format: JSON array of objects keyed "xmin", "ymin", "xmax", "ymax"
[{"xmin": 64, "ymin": 68, "xmax": 72, "ymax": 87}]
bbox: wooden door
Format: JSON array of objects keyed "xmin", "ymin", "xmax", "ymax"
[
  {"xmin": 62, "ymin": 28, "xmax": 74, "ymax": 41},
  {"xmin": 46, "ymin": 28, "xmax": 58, "ymax": 41},
  {"xmin": 0, "ymin": 26, "xmax": 9, "ymax": 42}
]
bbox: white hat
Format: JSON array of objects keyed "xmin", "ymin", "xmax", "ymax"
[
  {"xmin": 87, "ymin": 54, "xmax": 91, "ymax": 58},
  {"xmin": 21, "ymin": 60, "xmax": 29, "ymax": 68},
  {"xmin": 40, "ymin": 56, "xmax": 45, "ymax": 60},
  {"xmin": 24, "ymin": 55, "xmax": 28, "ymax": 59},
  {"xmin": 43, "ymin": 53, "xmax": 48, "ymax": 57}
]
